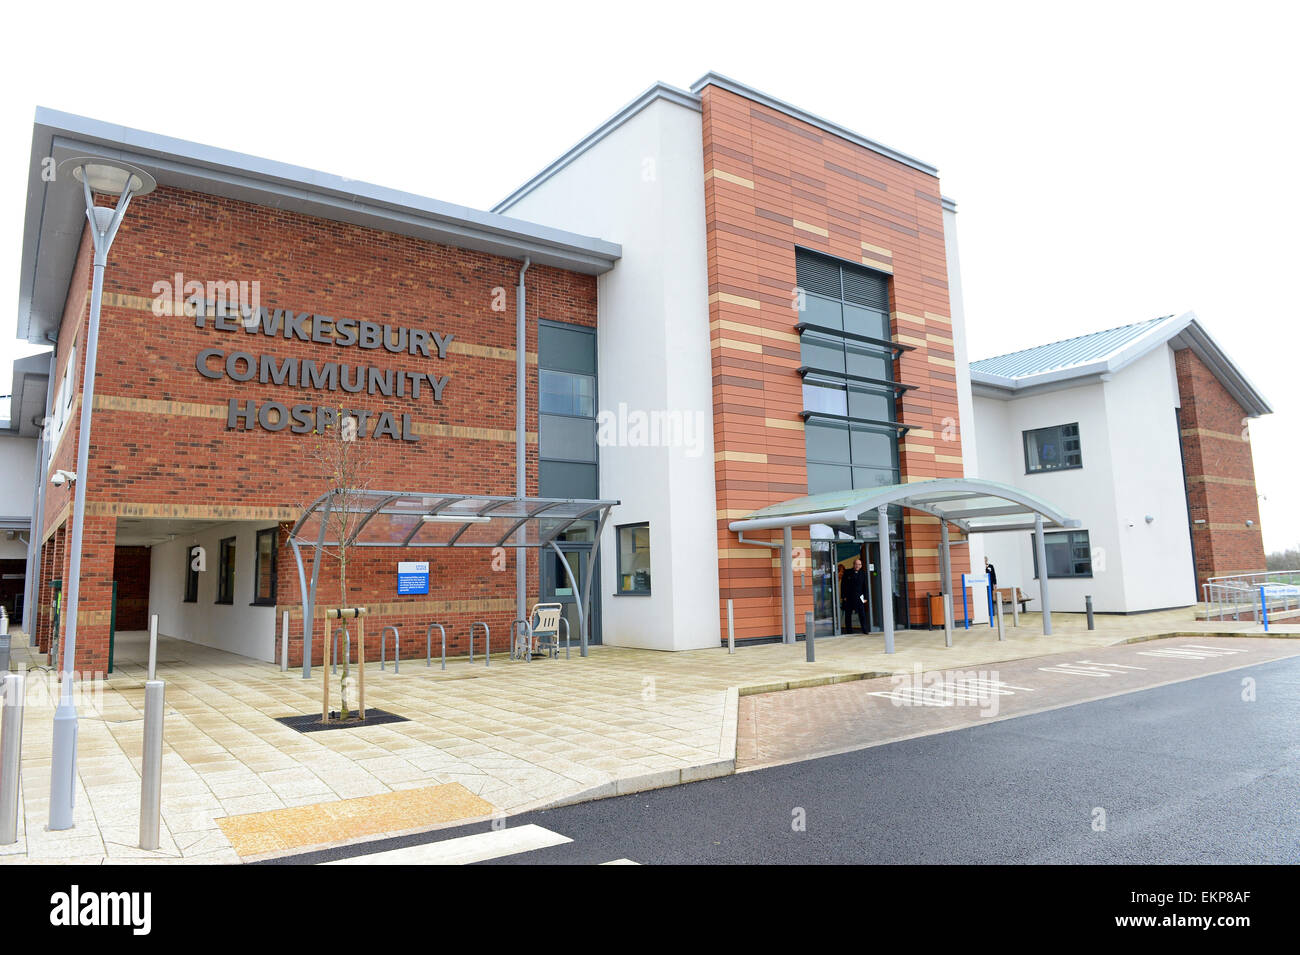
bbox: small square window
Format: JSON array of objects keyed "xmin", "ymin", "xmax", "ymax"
[
  {"xmin": 616, "ymin": 523, "xmax": 651, "ymax": 595},
  {"xmin": 1024, "ymin": 423, "xmax": 1083, "ymax": 473}
]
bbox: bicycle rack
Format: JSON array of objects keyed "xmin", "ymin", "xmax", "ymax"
[
  {"xmin": 509, "ymin": 618, "xmax": 532, "ymax": 661},
  {"xmin": 426, "ymin": 622, "xmax": 446, "ymax": 669},
  {"xmin": 380, "ymin": 625, "xmax": 400, "ymax": 672},
  {"xmin": 471, "ymin": 621, "xmax": 491, "ymax": 667},
  {"xmin": 559, "ymin": 617, "xmax": 570, "ymax": 660}
]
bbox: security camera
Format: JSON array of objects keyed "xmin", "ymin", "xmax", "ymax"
[{"xmin": 51, "ymin": 469, "xmax": 77, "ymax": 487}]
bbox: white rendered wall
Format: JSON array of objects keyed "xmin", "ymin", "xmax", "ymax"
[
  {"xmin": 500, "ymin": 98, "xmax": 719, "ymax": 650},
  {"xmin": 974, "ymin": 379, "xmax": 1129, "ymax": 613},
  {"xmin": 148, "ymin": 522, "xmax": 277, "ymax": 660},
  {"xmin": 1100, "ymin": 346, "xmax": 1197, "ymax": 609},
  {"xmin": 0, "ymin": 435, "xmax": 37, "ymax": 559},
  {"xmin": 943, "ymin": 206, "xmax": 986, "ymax": 619}
]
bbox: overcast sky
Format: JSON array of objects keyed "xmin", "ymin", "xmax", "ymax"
[{"xmin": 2, "ymin": 1, "xmax": 1295, "ymax": 550}]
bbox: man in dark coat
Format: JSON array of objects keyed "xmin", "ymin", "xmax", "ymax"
[{"xmin": 841, "ymin": 557, "xmax": 870, "ymax": 634}]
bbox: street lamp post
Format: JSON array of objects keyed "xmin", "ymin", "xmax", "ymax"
[{"xmin": 47, "ymin": 157, "xmax": 155, "ymax": 831}]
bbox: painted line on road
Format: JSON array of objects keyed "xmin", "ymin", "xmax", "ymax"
[{"xmin": 322, "ymin": 823, "xmax": 571, "ymax": 865}]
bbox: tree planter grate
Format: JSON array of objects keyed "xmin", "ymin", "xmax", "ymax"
[{"xmin": 276, "ymin": 709, "xmax": 409, "ymax": 734}]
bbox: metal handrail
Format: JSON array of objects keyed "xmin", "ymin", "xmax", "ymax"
[
  {"xmin": 471, "ymin": 621, "xmax": 490, "ymax": 667},
  {"xmin": 426, "ymin": 622, "xmax": 446, "ymax": 669},
  {"xmin": 380, "ymin": 625, "xmax": 399, "ymax": 672}
]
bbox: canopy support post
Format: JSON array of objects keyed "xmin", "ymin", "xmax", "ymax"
[
  {"xmin": 1034, "ymin": 513, "xmax": 1052, "ymax": 635},
  {"xmin": 878, "ymin": 506, "xmax": 894, "ymax": 654},
  {"xmin": 939, "ymin": 519, "xmax": 953, "ymax": 649},
  {"xmin": 579, "ymin": 508, "xmax": 610, "ymax": 657},
  {"xmin": 549, "ymin": 541, "xmax": 584, "ymax": 646},
  {"xmin": 781, "ymin": 527, "xmax": 794, "ymax": 644}
]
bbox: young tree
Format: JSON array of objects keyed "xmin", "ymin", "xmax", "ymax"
[{"xmin": 302, "ymin": 410, "xmax": 373, "ymax": 720}]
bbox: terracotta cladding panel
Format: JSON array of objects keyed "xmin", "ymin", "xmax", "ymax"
[{"xmin": 701, "ymin": 83, "xmax": 959, "ymax": 639}]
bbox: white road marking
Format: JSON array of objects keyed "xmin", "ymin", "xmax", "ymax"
[
  {"xmin": 1039, "ymin": 661, "xmax": 1148, "ymax": 677},
  {"xmin": 870, "ymin": 678, "xmax": 1034, "ymax": 707},
  {"xmin": 323, "ymin": 824, "xmax": 571, "ymax": 865},
  {"xmin": 1136, "ymin": 644, "xmax": 1250, "ymax": 660},
  {"xmin": 601, "ymin": 858, "xmax": 641, "ymax": 865}
]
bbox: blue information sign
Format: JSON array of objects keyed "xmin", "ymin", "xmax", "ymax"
[{"xmin": 397, "ymin": 561, "xmax": 429, "ymax": 595}]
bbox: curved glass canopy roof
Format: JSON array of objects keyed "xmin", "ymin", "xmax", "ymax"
[
  {"xmin": 728, "ymin": 477, "xmax": 1078, "ymax": 535},
  {"xmin": 291, "ymin": 489, "xmax": 620, "ymax": 549}
]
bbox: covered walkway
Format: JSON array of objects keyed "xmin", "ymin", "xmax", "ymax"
[{"xmin": 728, "ymin": 477, "xmax": 1080, "ymax": 652}]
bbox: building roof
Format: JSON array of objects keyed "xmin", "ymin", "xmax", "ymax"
[
  {"xmin": 0, "ymin": 352, "xmax": 51, "ymax": 437},
  {"xmin": 493, "ymin": 72, "xmax": 955, "ymax": 215},
  {"xmin": 18, "ymin": 109, "xmax": 622, "ymax": 345},
  {"xmin": 970, "ymin": 312, "xmax": 1272, "ymax": 417}
]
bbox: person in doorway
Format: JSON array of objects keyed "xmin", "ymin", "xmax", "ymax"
[
  {"xmin": 984, "ymin": 556, "xmax": 997, "ymax": 589},
  {"xmin": 842, "ymin": 558, "xmax": 870, "ymax": 634}
]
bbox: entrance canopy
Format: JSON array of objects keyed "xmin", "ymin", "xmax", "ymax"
[
  {"xmin": 728, "ymin": 477, "xmax": 1079, "ymax": 536},
  {"xmin": 288, "ymin": 490, "xmax": 619, "ymax": 676},
  {"xmin": 727, "ymin": 478, "xmax": 1079, "ymax": 652},
  {"xmin": 290, "ymin": 489, "xmax": 619, "ymax": 549}
]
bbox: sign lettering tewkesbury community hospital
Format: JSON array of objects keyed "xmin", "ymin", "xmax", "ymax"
[{"xmin": 191, "ymin": 296, "xmax": 457, "ymax": 442}]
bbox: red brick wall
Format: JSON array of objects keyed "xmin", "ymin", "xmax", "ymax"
[
  {"xmin": 1174, "ymin": 347, "xmax": 1266, "ymax": 594},
  {"xmin": 699, "ymin": 83, "xmax": 964, "ymax": 639},
  {"xmin": 41, "ymin": 185, "xmax": 597, "ymax": 673}
]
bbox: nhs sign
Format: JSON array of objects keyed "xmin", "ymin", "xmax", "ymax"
[{"xmin": 397, "ymin": 561, "xmax": 430, "ymax": 595}]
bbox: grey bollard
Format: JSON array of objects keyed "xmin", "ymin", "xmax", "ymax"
[
  {"xmin": 804, "ymin": 611, "xmax": 815, "ymax": 663},
  {"xmin": 0, "ymin": 673, "xmax": 24, "ymax": 844},
  {"xmin": 1085, "ymin": 594, "xmax": 1095, "ymax": 631},
  {"xmin": 147, "ymin": 614, "xmax": 158, "ymax": 681},
  {"xmin": 995, "ymin": 594, "xmax": 1005, "ymax": 642},
  {"xmin": 139, "ymin": 680, "xmax": 164, "ymax": 851},
  {"xmin": 0, "ymin": 633, "xmax": 9, "ymax": 674},
  {"xmin": 727, "ymin": 599, "xmax": 735, "ymax": 655}
]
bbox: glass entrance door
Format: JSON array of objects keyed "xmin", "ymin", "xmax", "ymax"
[
  {"xmin": 540, "ymin": 525, "xmax": 601, "ymax": 646},
  {"xmin": 811, "ymin": 541, "xmax": 840, "ymax": 638}
]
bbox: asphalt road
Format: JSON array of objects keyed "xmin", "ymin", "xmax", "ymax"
[{"xmin": 276, "ymin": 651, "xmax": 1300, "ymax": 864}]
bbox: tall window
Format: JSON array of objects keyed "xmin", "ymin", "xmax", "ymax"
[
  {"xmin": 253, "ymin": 527, "xmax": 277, "ymax": 605},
  {"xmin": 795, "ymin": 250, "xmax": 906, "ymax": 495},
  {"xmin": 538, "ymin": 321, "xmax": 598, "ymax": 499},
  {"xmin": 184, "ymin": 546, "xmax": 200, "ymax": 603},
  {"xmin": 616, "ymin": 523, "xmax": 651, "ymax": 594},
  {"xmin": 1024, "ymin": 423, "xmax": 1082, "ymax": 473},
  {"xmin": 216, "ymin": 536, "xmax": 236, "ymax": 604},
  {"xmin": 1033, "ymin": 529, "xmax": 1093, "ymax": 578}
]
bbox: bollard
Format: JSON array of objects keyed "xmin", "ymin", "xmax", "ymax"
[
  {"xmin": 1011, "ymin": 587, "xmax": 1020, "ymax": 628},
  {"xmin": 147, "ymin": 614, "xmax": 159, "ymax": 681},
  {"xmin": 804, "ymin": 611, "xmax": 815, "ymax": 663},
  {"xmin": 0, "ymin": 633, "xmax": 9, "ymax": 674},
  {"xmin": 1085, "ymin": 595, "xmax": 1095, "ymax": 631},
  {"xmin": 0, "ymin": 673, "xmax": 24, "ymax": 844},
  {"xmin": 995, "ymin": 594, "xmax": 1005, "ymax": 642},
  {"xmin": 727, "ymin": 599, "xmax": 735, "ymax": 655},
  {"xmin": 280, "ymin": 611, "xmax": 289, "ymax": 672},
  {"xmin": 943, "ymin": 593, "xmax": 954, "ymax": 649},
  {"xmin": 138, "ymin": 680, "xmax": 164, "ymax": 851}
]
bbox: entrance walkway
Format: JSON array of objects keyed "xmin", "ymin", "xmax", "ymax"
[{"xmin": 1, "ymin": 611, "xmax": 1294, "ymax": 864}]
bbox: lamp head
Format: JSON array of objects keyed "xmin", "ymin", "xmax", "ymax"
[{"xmin": 58, "ymin": 157, "xmax": 156, "ymax": 197}]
